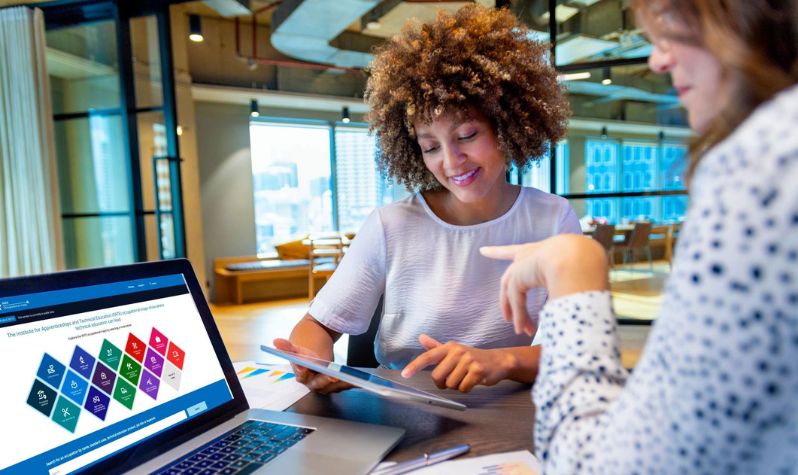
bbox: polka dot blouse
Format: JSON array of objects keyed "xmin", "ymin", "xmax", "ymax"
[{"xmin": 533, "ymin": 84, "xmax": 798, "ymax": 474}]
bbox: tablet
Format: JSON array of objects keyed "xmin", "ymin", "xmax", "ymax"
[{"xmin": 260, "ymin": 345, "xmax": 467, "ymax": 411}]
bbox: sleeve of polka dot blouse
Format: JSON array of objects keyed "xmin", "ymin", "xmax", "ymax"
[{"xmin": 531, "ymin": 291, "xmax": 627, "ymax": 473}]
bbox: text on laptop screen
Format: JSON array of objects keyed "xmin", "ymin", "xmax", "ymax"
[{"xmin": 0, "ymin": 274, "xmax": 234, "ymax": 474}]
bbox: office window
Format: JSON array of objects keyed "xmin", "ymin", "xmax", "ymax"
[
  {"xmin": 585, "ymin": 138, "xmax": 620, "ymax": 223},
  {"xmin": 510, "ymin": 141, "xmax": 568, "ymax": 193},
  {"xmin": 622, "ymin": 142, "xmax": 657, "ymax": 191},
  {"xmin": 620, "ymin": 141, "xmax": 657, "ymax": 221},
  {"xmin": 660, "ymin": 143, "xmax": 689, "ymax": 222},
  {"xmin": 249, "ymin": 122, "xmax": 333, "ymax": 253},
  {"xmin": 580, "ymin": 138, "xmax": 688, "ymax": 223},
  {"xmin": 661, "ymin": 144, "xmax": 688, "ymax": 189},
  {"xmin": 150, "ymin": 122, "xmax": 175, "ymax": 259},
  {"xmin": 249, "ymin": 121, "xmax": 407, "ymax": 253},
  {"xmin": 334, "ymin": 126, "xmax": 403, "ymax": 233}
]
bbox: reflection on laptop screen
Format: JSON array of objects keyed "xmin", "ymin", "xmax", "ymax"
[{"xmin": 0, "ymin": 274, "xmax": 234, "ymax": 474}]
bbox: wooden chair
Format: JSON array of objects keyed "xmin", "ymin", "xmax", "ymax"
[
  {"xmin": 591, "ymin": 223, "xmax": 616, "ymax": 266},
  {"xmin": 665, "ymin": 223, "xmax": 681, "ymax": 267},
  {"xmin": 614, "ymin": 222, "xmax": 653, "ymax": 271},
  {"xmin": 307, "ymin": 234, "xmax": 344, "ymax": 298}
]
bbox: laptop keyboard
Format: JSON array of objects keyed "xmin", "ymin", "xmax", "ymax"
[{"xmin": 152, "ymin": 420, "xmax": 315, "ymax": 475}]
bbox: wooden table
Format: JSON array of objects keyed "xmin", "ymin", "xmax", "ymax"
[
  {"xmin": 583, "ymin": 223, "xmax": 681, "ymax": 263},
  {"xmin": 287, "ymin": 368, "xmax": 536, "ymax": 463},
  {"xmin": 581, "ymin": 223, "xmax": 634, "ymax": 235}
]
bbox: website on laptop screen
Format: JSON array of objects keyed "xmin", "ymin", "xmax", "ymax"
[{"xmin": 0, "ymin": 274, "xmax": 234, "ymax": 474}]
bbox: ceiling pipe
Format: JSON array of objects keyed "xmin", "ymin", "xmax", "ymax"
[
  {"xmin": 202, "ymin": 0, "xmax": 251, "ymax": 17},
  {"xmin": 232, "ymin": 1, "xmax": 362, "ymax": 73},
  {"xmin": 270, "ymin": 0, "xmax": 380, "ymax": 69},
  {"xmin": 252, "ymin": 1, "xmax": 282, "ymax": 67}
]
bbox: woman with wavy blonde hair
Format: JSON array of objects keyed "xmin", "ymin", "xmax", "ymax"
[
  {"xmin": 275, "ymin": 4, "xmax": 580, "ymax": 394},
  {"xmin": 483, "ymin": 0, "xmax": 798, "ymax": 472}
]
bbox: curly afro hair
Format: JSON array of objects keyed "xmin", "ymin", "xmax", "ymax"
[{"xmin": 365, "ymin": 4, "xmax": 570, "ymax": 191}]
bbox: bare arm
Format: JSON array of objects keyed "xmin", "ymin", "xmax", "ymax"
[
  {"xmin": 502, "ymin": 345, "xmax": 541, "ymax": 383},
  {"xmin": 289, "ymin": 313, "xmax": 341, "ymax": 360},
  {"xmin": 274, "ymin": 313, "xmax": 351, "ymax": 393}
]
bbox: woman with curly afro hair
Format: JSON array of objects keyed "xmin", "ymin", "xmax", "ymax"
[{"xmin": 275, "ymin": 4, "xmax": 580, "ymax": 394}]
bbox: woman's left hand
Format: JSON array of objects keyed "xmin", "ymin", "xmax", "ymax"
[{"xmin": 401, "ymin": 334, "xmax": 516, "ymax": 393}]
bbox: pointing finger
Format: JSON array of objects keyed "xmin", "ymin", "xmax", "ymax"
[
  {"xmin": 401, "ymin": 346, "xmax": 447, "ymax": 378},
  {"xmin": 480, "ymin": 244, "xmax": 524, "ymax": 261},
  {"xmin": 418, "ymin": 334, "xmax": 442, "ymax": 350}
]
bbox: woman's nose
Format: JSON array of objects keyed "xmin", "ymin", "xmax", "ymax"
[
  {"xmin": 648, "ymin": 41, "xmax": 673, "ymax": 74},
  {"xmin": 442, "ymin": 143, "xmax": 464, "ymax": 168}
]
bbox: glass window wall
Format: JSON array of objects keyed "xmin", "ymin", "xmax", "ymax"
[{"xmin": 249, "ymin": 120, "xmax": 408, "ymax": 253}]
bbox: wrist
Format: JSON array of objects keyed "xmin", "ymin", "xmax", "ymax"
[
  {"xmin": 546, "ymin": 241, "xmax": 609, "ymax": 300},
  {"xmin": 501, "ymin": 346, "xmax": 540, "ymax": 383},
  {"xmin": 499, "ymin": 349, "xmax": 519, "ymax": 379}
]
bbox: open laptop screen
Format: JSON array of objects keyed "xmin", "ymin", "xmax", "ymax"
[{"xmin": 0, "ymin": 263, "xmax": 238, "ymax": 474}]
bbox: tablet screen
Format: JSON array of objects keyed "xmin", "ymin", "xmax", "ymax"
[{"xmin": 260, "ymin": 346, "xmax": 466, "ymax": 411}]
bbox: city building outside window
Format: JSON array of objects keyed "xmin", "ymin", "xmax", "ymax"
[
  {"xmin": 250, "ymin": 121, "xmax": 407, "ymax": 253},
  {"xmin": 249, "ymin": 121, "xmax": 333, "ymax": 253},
  {"xmin": 584, "ymin": 138, "xmax": 687, "ymax": 224}
]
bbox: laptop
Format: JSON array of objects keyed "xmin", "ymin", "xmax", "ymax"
[{"xmin": 0, "ymin": 259, "xmax": 404, "ymax": 475}]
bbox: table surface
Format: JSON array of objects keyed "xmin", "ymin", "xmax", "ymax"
[
  {"xmin": 582, "ymin": 222, "xmax": 681, "ymax": 234},
  {"xmin": 287, "ymin": 368, "xmax": 536, "ymax": 463}
]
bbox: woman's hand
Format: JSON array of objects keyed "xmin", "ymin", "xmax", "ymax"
[
  {"xmin": 272, "ymin": 338, "xmax": 353, "ymax": 394},
  {"xmin": 480, "ymin": 234, "xmax": 610, "ymax": 336},
  {"xmin": 400, "ymin": 334, "xmax": 517, "ymax": 393}
]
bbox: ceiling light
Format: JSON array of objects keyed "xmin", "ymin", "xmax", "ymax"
[
  {"xmin": 341, "ymin": 106, "xmax": 350, "ymax": 123},
  {"xmin": 250, "ymin": 99, "xmax": 259, "ymax": 118},
  {"xmin": 189, "ymin": 14, "xmax": 204, "ymax": 43},
  {"xmin": 541, "ymin": 5, "xmax": 580, "ymax": 23},
  {"xmin": 601, "ymin": 67, "xmax": 612, "ymax": 85},
  {"xmin": 365, "ymin": 20, "xmax": 381, "ymax": 30},
  {"xmin": 558, "ymin": 71, "xmax": 591, "ymax": 81}
]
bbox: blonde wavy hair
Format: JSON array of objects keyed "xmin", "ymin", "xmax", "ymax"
[{"xmin": 633, "ymin": 0, "xmax": 798, "ymax": 181}]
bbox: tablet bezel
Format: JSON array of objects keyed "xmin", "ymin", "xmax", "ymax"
[{"xmin": 260, "ymin": 345, "xmax": 466, "ymax": 411}]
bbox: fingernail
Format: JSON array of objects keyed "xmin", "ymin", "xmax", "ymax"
[{"xmin": 401, "ymin": 369, "xmax": 410, "ymax": 378}]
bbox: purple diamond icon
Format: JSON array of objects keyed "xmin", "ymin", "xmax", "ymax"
[
  {"xmin": 91, "ymin": 362, "xmax": 116, "ymax": 395},
  {"xmin": 139, "ymin": 369, "xmax": 160, "ymax": 400},
  {"xmin": 143, "ymin": 348, "xmax": 164, "ymax": 377},
  {"xmin": 70, "ymin": 346, "xmax": 96, "ymax": 380},
  {"xmin": 84, "ymin": 386, "xmax": 110, "ymax": 420}
]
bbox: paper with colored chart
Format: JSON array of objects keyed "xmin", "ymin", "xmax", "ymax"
[
  {"xmin": 373, "ymin": 450, "xmax": 541, "ymax": 475},
  {"xmin": 233, "ymin": 361, "xmax": 309, "ymax": 411}
]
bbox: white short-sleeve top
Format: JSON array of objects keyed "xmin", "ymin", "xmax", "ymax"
[{"xmin": 309, "ymin": 186, "xmax": 581, "ymax": 368}]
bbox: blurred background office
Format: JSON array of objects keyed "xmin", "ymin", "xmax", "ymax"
[{"xmin": 0, "ymin": 0, "xmax": 690, "ymax": 365}]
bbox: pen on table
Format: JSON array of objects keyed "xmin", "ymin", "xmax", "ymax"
[{"xmin": 375, "ymin": 443, "xmax": 470, "ymax": 475}]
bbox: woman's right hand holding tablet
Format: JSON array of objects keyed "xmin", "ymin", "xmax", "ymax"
[{"xmin": 273, "ymin": 338, "xmax": 353, "ymax": 394}]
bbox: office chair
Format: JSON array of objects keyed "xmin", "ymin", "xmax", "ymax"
[
  {"xmin": 591, "ymin": 223, "xmax": 616, "ymax": 266},
  {"xmin": 346, "ymin": 296, "xmax": 383, "ymax": 368},
  {"xmin": 307, "ymin": 234, "xmax": 344, "ymax": 298},
  {"xmin": 615, "ymin": 221, "xmax": 653, "ymax": 271}
]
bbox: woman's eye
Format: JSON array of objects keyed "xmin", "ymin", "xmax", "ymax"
[
  {"xmin": 458, "ymin": 132, "xmax": 477, "ymax": 141},
  {"xmin": 422, "ymin": 145, "xmax": 439, "ymax": 153}
]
